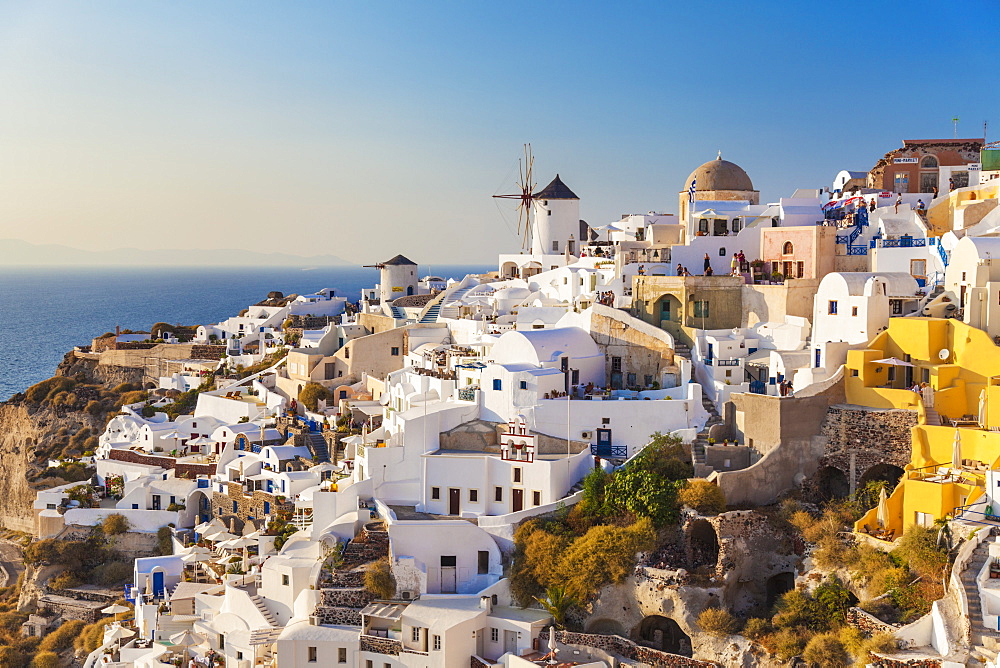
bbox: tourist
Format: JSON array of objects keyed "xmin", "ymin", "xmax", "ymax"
[
  {"xmin": 916, "ymin": 199, "xmax": 926, "ymax": 215},
  {"xmin": 894, "ymin": 195, "xmax": 902, "ymax": 214},
  {"xmin": 704, "ymin": 266, "xmax": 714, "ymax": 276},
  {"xmin": 949, "ymin": 177, "xmax": 955, "ymax": 191},
  {"xmin": 637, "ymin": 264, "xmax": 645, "ymax": 275},
  {"xmin": 932, "ymin": 185, "xmax": 939, "ymax": 200},
  {"xmin": 737, "ymin": 249, "xmax": 746, "ymax": 271},
  {"xmin": 870, "ymin": 198, "xmax": 877, "ymax": 212},
  {"xmin": 730, "ymin": 253, "xmax": 739, "ymax": 275},
  {"xmin": 676, "ymin": 263, "xmax": 683, "ymax": 276},
  {"xmin": 703, "ymin": 253, "xmax": 711, "ymax": 273}
]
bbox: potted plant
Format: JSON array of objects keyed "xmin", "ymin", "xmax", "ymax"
[{"xmin": 771, "ymin": 272, "xmax": 785, "ymax": 283}]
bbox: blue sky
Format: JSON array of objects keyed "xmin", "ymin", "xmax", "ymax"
[{"xmin": 0, "ymin": 1, "xmax": 996, "ymax": 263}]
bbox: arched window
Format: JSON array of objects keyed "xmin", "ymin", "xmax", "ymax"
[
  {"xmin": 921, "ymin": 155, "xmax": 938, "ymax": 169},
  {"xmin": 782, "ymin": 241, "xmax": 794, "ymax": 255}
]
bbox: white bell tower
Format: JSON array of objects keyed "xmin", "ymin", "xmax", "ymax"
[{"xmin": 531, "ymin": 175, "xmax": 580, "ymax": 256}]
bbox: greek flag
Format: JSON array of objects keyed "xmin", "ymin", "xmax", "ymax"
[{"xmin": 688, "ymin": 178, "xmax": 697, "ymax": 203}]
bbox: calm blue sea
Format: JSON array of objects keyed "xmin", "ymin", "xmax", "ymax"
[{"xmin": 0, "ymin": 265, "xmax": 493, "ymax": 401}]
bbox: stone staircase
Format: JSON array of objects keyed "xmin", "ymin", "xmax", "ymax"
[
  {"xmin": 249, "ymin": 593, "xmax": 278, "ymax": 626},
  {"xmin": 305, "ymin": 432, "xmax": 331, "ymax": 463},
  {"xmin": 963, "ymin": 541, "xmax": 994, "ymax": 663},
  {"xmin": 313, "ymin": 521, "xmax": 390, "ymax": 626},
  {"xmin": 671, "ymin": 341, "xmax": 723, "ymax": 471}
]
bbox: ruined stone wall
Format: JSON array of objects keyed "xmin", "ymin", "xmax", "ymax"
[
  {"xmin": 106, "ymin": 449, "xmax": 214, "ymax": 478},
  {"xmin": 211, "ymin": 483, "xmax": 293, "ymax": 522},
  {"xmin": 538, "ymin": 629, "xmax": 717, "ymax": 668},
  {"xmin": 815, "ymin": 404, "xmax": 916, "ymax": 491},
  {"xmin": 314, "ymin": 606, "xmax": 362, "ymax": 626},
  {"xmin": 846, "ymin": 607, "xmax": 898, "ymax": 635},
  {"xmin": 321, "ymin": 587, "xmax": 375, "ymax": 608}
]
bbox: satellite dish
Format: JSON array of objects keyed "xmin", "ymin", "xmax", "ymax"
[{"xmin": 938, "ymin": 349, "xmax": 951, "ymax": 361}]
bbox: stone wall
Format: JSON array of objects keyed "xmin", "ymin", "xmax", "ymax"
[
  {"xmin": 813, "ymin": 404, "xmax": 916, "ymax": 493},
  {"xmin": 359, "ymin": 634, "xmax": 401, "ymax": 656},
  {"xmin": 538, "ymin": 629, "xmax": 717, "ymax": 668},
  {"xmin": 211, "ymin": 482, "xmax": 293, "ymax": 522},
  {"xmin": 107, "ymin": 449, "xmax": 214, "ymax": 478},
  {"xmin": 322, "ymin": 587, "xmax": 376, "ymax": 608},
  {"xmin": 846, "ymin": 606, "xmax": 899, "ymax": 635},
  {"xmin": 314, "ymin": 605, "xmax": 362, "ymax": 626}
]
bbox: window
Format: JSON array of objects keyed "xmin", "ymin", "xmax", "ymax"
[
  {"xmin": 911, "ymin": 259, "xmax": 927, "ymax": 278},
  {"xmin": 219, "ymin": 635, "xmax": 225, "ymax": 650},
  {"xmin": 412, "ymin": 627, "xmax": 421, "ymax": 642},
  {"xmin": 644, "ymin": 375, "xmax": 653, "ymax": 386},
  {"xmin": 433, "ymin": 635, "xmax": 442, "ymax": 651},
  {"xmin": 494, "ymin": 486, "xmax": 503, "ymax": 502},
  {"xmin": 390, "ymin": 347, "xmax": 400, "ymax": 356},
  {"xmin": 232, "ymin": 501, "xmax": 238, "ymax": 514},
  {"xmin": 469, "ymin": 489, "xmax": 479, "ymax": 502},
  {"xmin": 366, "ymin": 661, "xmax": 373, "ymax": 668},
  {"xmin": 611, "ymin": 356, "xmax": 622, "ymax": 371},
  {"xmin": 345, "ymin": 348, "xmax": 350, "ymax": 359},
  {"xmin": 718, "ymin": 247, "xmax": 726, "ymax": 257},
  {"xmin": 552, "ymin": 240, "xmax": 559, "ymax": 252},
  {"xmin": 282, "ymin": 574, "xmax": 289, "ymax": 586},
  {"xmin": 796, "ymin": 261, "xmax": 804, "ymax": 278},
  {"xmin": 921, "ymin": 155, "xmax": 939, "ymax": 168},
  {"xmin": 894, "ymin": 172, "xmax": 910, "ymax": 193},
  {"xmin": 339, "ymin": 648, "xmax": 347, "ymax": 663},
  {"xmin": 519, "ymin": 381, "xmax": 527, "ymax": 390},
  {"xmin": 782, "ymin": 241, "xmax": 794, "ymax": 255},
  {"xmin": 307, "ymin": 647, "xmax": 317, "ymax": 663},
  {"xmin": 431, "ymin": 487, "xmax": 440, "ymax": 500},
  {"xmin": 693, "ymin": 300, "xmax": 710, "ymax": 318},
  {"xmin": 851, "ymin": 369, "xmax": 859, "ymax": 377},
  {"xmin": 601, "ymin": 417, "xmax": 610, "ymax": 425},
  {"xmin": 493, "ymin": 379, "xmax": 502, "ymax": 391},
  {"xmin": 532, "ymin": 491, "xmax": 541, "ymax": 506},
  {"xmin": 627, "ymin": 372, "xmax": 636, "ymax": 386},
  {"xmin": 828, "ymin": 300, "xmax": 838, "ymax": 315},
  {"xmin": 478, "ymin": 550, "xmax": 489, "ymax": 574},
  {"xmin": 699, "ymin": 219, "xmax": 709, "ymax": 233},
  {"xmin": 491, "ymin": 628, "xmax": 499, "ymax": 643},
  {"xmin": 725, "ymin": 370, "xmax": 732, "ymax": 378},
  {"xmin": 852, "ymin": 306, "xmax": 858, "ymax": 317},
  {"xmin": 890, "ymin": 299, "xmax": 903, "ymax": 315},
  {"xmin": 513, "ymin": 468, "xmax": 522, "ymax": 483}
]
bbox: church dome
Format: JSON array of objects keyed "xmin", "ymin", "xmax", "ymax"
[{"xmin": 685, "ymin": 156, "xmax": 754, "ymax": 192}]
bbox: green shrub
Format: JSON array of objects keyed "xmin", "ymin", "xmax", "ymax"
[
  {"xmin": 92, "ymin": 561, "xmax": 133, "ymax": 585},
  {"xmin": 157, "ymin": 526, "xmax": 173, "ymax": 555},
  {"xmin": 697, "ymin": 607, "xmax": 739, "ymax": 637},
  {"xmin": 49, "ymin": 570, "xmax": 81, "ymax": 590},
  {"xmin": 364, "ymin": 557, "xmax": 396, "ymax": 599},
  {"xmin": 555, "ymin": 518, "xmax": 656, "ymax": 600},
  {"xmin": 678, "ymin": 480, "xmax": 727, "ymax": 514},
  {"xmin": 766, "ymin": 627, "xmax": 807, "ymax": 661},
  {"xmin": 101, "ymin": 513, "xmax": 130, "ymax": 535},
  {"xmin": 742, "ymin": 617, "xmax": 770, "ymax": 640},
  {"xmin": 75, "ymin": 617, "xmax": 115, "ymax": 653},
  {"xmin": 38, "ymin": 618, "xmax": 85, "ymax": 652},
  {"xmin": 30, "ymin": 651, "xmax": 60, "ymax": 668},
  {"xmin": 802, "ymin": 632, "xmax": 850, "ymax": 667}
]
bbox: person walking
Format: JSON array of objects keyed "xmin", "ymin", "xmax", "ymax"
[
  {"xmin": 730, "ymin": 252, "xmax": 739, "ymax": 275},
  {"xmin": 703, "ymin": 253, "xmax": 711, "ymax": 273}
]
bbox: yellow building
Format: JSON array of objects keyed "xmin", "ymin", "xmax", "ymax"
[
  {"xmin": 847, "ymin": 317, "xmax": 1000, "ymax": 541},
  {"xmin": 925, "ymin": 181, "xmax": 999, "ymax": 236}
]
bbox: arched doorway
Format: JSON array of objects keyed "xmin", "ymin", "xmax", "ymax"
[
  {"xmin": 859, "ymin": 463, "xmax": 904, "ymax": 490},
  {"xmin": 585, "ymin": 618, "xmax": 626, "ymax": 636},
  {"xmin": 815, "ymin": 466, "xmax": 850, "ymax": 500},
  {"xmin": 689, "ymin": 520, "xmax": 719, "ymax": 570},
  {"xmin": 633, "ymin": 616, "xmax": 691, "ymax": 656},
  {"xmin": 766, "ymin": 572, "xmax": 795, "ymax": 609},
  {"xmin": 654, "ymin": 295, "xmax": 681, "ymax": 325}
]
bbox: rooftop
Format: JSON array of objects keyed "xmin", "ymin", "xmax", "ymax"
[{"xmin": 534, "ymin": 174, "xmax": 579, "ymax": 200}]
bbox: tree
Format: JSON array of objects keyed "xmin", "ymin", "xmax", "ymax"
[
  {"xmin": 605, "ymin": 469, "xmax": 683, "ymax": 526},
  {"xmin": 579, "ymin": 468, "xmax": 612, "ymax": 519},
  {"xmin": 30, "ymin": 651, "xmax": 60, "ymax": 668},
  {"xmin": 678, "ymin": 480, "xmax": 727, "ymax": 515},
  {"xmin": 555, "ymin": 518, "xmax": 656, "ymax": 600},
  {"xmin": 364, "ymin": 557, "xmax": 396, "ymax": 599},
  {"xmin": 299, "ymin": 383, "xmax": 330, "ymax": 412},
  {"xmin": 534, "ymin": 586, "xmax": 578, "ymax": 627}
]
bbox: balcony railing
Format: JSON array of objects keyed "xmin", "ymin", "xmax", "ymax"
[{"xmin": 592, "ymin": 444, "xmax": 628, "ymax": 458}]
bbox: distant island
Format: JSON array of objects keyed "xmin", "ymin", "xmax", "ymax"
[{"xmin": 0, "ymin": 238, "xmax": 349, "ymax": 267}]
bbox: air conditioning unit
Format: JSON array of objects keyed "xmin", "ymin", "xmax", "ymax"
[
  {"xmin": 400, "ymin": 590, "xmax": 416, "ymax": 600},
  {"xmin": 580, "ymin": 431, "xmax": 593, "ymax": 440}
]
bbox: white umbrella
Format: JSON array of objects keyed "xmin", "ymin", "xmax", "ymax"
[
  {"xmin": 876, "ymin": 486, "xmax": 889, "ymax": 528},
  {"xmin": 205, "ymin": 531, "xmax": 236, "ymax": 542},
  {"xmin": 872, "ymin": 357, "xmax": 915, "ymax": 367},
  {"xmin": 547, "ymin": 626, "xmax": 558, "ymax": 665},
  {"xmin": 169, "ymin": 630, "xmax": 204, "ymax": 649},
  {"xmin": 106, "ymin": 625, "xmax": 135, "ymax": 641},
  {"xmin": 695, "ymin": 209, "xmax": 727, "ymax": 219},
  {"xmin": 952, "ymin": 428, "xmax": 963, "ymax": 471},
  {"xmin": 223, "ymin": 537, "xmax": 256, "ymax": 550},
  {"xmin": 102, "ymin": 604, "xmax": 130, "ymax": 615}
]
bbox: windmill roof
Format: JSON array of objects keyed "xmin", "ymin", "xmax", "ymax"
[
  {"xmin": 382, "ymin": 255, "xmax": 417, "ymax": 266},
  {"xmin": 534, "ymin": 175, "xmax": 579, "ymax": 200}
]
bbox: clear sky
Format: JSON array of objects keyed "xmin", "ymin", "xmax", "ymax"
[{"xmin": 0, "ymin": 1, "xmax": 997, "ymax": 264}]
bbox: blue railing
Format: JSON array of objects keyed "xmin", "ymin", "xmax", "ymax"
[
  {"xmin": 936, "ymin": 239, "xmax": 949, "ymax": 267},
  {"xmin": 715, "ymin": 359, "xmax": 740, "ymax": 367},
  {"xmin": 847, "ymin": 245, "xmax": 868, "ymax": 255},
  {"xmin": 749, "ymin": 380, "xmax": 767, "ymax": 395},
  {"xmin": 591, "ymin": 444, "xmax": 628, "ymax": 458},
  {"xmin": 875, "ymin": 238, "xmax": 926, "ymax": 248}
]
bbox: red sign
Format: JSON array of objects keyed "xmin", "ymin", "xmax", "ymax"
[{"xmin": 879, "ymin": 191, "xmax": 892, "ymax": 198}]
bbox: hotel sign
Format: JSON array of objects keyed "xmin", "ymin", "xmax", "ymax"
[
  {"xmin": 893, "ymin": 158, "xmax": 918, "ymax": 164},
  {"xmin": 968, "ymin": 163, "xmax": 982, "ymax": 170}
]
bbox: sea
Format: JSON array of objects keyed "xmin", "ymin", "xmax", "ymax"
[{"xmin": 0, "ymin": 265, "xmax": 493, "ymax": 401}]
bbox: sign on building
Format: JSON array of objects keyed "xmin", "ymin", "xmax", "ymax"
[{"xmin": 893, "ymin": 158, "xmax": 919, "ymax": 164}]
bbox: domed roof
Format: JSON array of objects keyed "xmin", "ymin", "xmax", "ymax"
[{"xmin": 685, "ymin": 156, "xmax": 754, "ymax": 192}]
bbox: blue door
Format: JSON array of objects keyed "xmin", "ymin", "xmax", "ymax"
[{"xmin": 152, "ymin": 571, "xmax": 164, "ymax": 598}]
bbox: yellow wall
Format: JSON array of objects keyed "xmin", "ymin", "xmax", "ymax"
[{"xmin": 926, "ymin": 183, "xmax": 1000, "ymax": 235}]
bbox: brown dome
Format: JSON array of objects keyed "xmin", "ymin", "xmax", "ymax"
[{"xmin": 685, "ymin": 157, "xmax": 754, "ymax": 192}]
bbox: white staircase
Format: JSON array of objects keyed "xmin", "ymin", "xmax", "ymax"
[{"xmin": 249, "ymin": 594, "xmax": 278, "ymax": 626}]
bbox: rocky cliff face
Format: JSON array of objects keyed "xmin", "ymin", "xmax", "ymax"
[{"xmin": 0, "ymin": 352, "xmax": 132, "ymax": 533}]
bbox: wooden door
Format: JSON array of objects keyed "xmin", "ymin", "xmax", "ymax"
[
  {"xmin": 449, "ymin": 488, "xmax": 460, "ymax": 515},
  {"xmin": 512, "ymin": 488, "xmax": 524, "ymax": 513}
]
